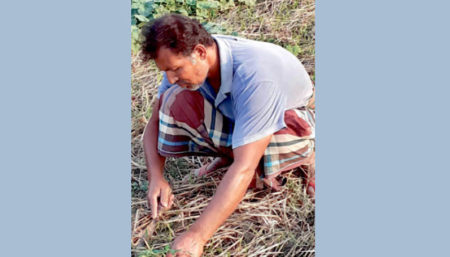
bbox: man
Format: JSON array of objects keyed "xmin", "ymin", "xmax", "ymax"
[{"xmin": 140, "ymin": 14, "xmax": 315, "ymax": 257}]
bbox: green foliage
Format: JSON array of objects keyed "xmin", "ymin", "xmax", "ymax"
[
  {"xmin": 131, "ymin": 25, "xmax": 141, "ymax": 53},
  {"xmin": 131, "ymin": 0, "xmax": 248, "ymax": 54},
  {"xmin": 138, "ymin": 245, "xmax": 178, "ymax": 257},
  {"xmin": 131, "ymin": 180, "xmax": 148, "ymax": 194},
  {"xmin": 237, "ymin": 0, "xmax": 255, "ymax": 6},
  {"xmin": 201, "ymin": 22, "xmax": 228, "ymax": 34},
  {"xmin": 286, "ymin": 44, "xmax": 302, "ymax": 56}
]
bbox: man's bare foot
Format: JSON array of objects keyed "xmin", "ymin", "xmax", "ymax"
[
  {"xmin": 307, "ymin": 185, "xmax": 315, "ymax": 199},
  {"xmin": 194, "ymin": 157, "xmax": 232, "ymax": 176},
  {"xmin": 306, "ymin": 178, "xmax": 315, "ymax": 200}
]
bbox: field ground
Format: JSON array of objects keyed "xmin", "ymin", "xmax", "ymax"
[{"xmin": 131, "ymin": 0, "xmax": 315, "ymax": 256}]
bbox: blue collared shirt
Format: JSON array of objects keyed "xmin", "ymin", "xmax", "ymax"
[{"xmin": 157, "ymin": 35, "xmax": 313, "ymax": 148}]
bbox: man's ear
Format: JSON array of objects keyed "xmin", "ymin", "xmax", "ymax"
[{"xmin": 192, "ymin": 44, "xmax": 207, "ymax": 60}]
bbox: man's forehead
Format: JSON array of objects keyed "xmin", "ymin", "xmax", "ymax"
[{"xmin": 155, "ymin": 47, "xmax": 183, "ymax": 70}]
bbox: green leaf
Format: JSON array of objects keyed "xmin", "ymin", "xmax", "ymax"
[
  {"xmin": 131, "ymin": 0, "xmax": 144, "ymax": 9},
  {"xmin": 137, "ymin": 250, "xmax": 151, "ymax": 257},
  {"xmin": 197, "ymin": 0, "xmax": 220, "ymax": 10},
  {"xmin": 153, "ymin": 4, "xmax": 171, "ymax": 18},
  {"xmin": 131, "ymin": 181, "xmax": 138, "ymax": 190},
  {"xmin": 176, "ymin": 7, "xmax": 189, "ymax": 16},
  {"xmin": 196, "ymin": 7, "xmax": 209, "ymax": 19},
  {"xmin": 140, "ymin": 180, "xmax": 149, "ymax": 191},
  {"xmin": 202, "ymin": 22, "xmax": 227, "ymax": 34},
  {"xmin": 134, "ymin": 14, "xmax": 150, "ymax": 22},
  {"xmin": 186, "ymin": 0, "xmax": 197, "ymax": 6},
  {"xmin": 138, "ymin": 1, "xmax": 155, "ymax": 17},
  {"xmin": 165, "ymin": 0, "xmax": 176, "ymax": 8},
  {"xmin": 151, "ymin": 249, "xmax": 163, "ymax": 254},
  {"xmin": 131, "ymin": 9, "xmax": 139, "ymax": 25},
  {"xmin": 286, "ymin": 44, "xmax": 302, "ymax": 56}
]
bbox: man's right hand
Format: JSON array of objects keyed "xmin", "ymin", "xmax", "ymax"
[{"xmin": 147, "ymin": 177, "xmax": 175, "ymax": 219}]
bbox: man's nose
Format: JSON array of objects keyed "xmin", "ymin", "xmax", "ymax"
[{"xmin": 166, "ymin": 71, "xmax": 178, "ymax": 84}]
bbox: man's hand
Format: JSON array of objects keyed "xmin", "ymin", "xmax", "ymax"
[
  {"xmin": 147, "ymin": 177, "xmax": 174, "ymax": 219},
  {"xmin": 173, "ymin": 135, "xmax": 272, "ymax": 254},
  {"xmin": 167, "ymin": 231, "xmax": 205, "ymax": 257},
  {"xmin": 143, "ymin": 99, "xmax": 172, "ymax": 218}
]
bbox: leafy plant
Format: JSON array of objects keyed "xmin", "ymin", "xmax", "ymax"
[
  {"xmin": 286, "ymin": 44, "xmax": 302, "ymax": 56},
  {"xmin": 138, "ymin": 245, "xmax": 178, "ymax": 257},
  {"xmin": 132, "ymin": 180, "xmax": 148, "ymax": 195},
  {"xmin": 131, "ymin": 0, "xmax": 248, "ymax": 54}
]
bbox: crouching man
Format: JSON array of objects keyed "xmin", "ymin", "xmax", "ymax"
[{"xmin": 141, "ymin": 14, "xmax": 315, "ymax": 257}]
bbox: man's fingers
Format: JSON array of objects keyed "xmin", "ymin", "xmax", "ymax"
[
  {"xmin": 160, "ymin": 188, "xmax": 171, "ymax": 208},
  {"xmin": 168, "ymin": 194, "xmax": 175, "ymax": 209}
]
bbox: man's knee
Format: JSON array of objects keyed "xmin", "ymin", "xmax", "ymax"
[{"xmin": 159, "ymin": 86, "xmax": 205, "ymax": 128}]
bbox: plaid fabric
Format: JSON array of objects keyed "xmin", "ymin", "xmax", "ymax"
[
  {"xmin": 157, "ymin": 86, "xmax": 315, "ymax": 184},
  {"xmin": 263, "ymin": 107, "xmax": 315, "ymax": 178},
  {"xmin": 157, "ymin": 86, "xmax": 234, "ymax": 158}
]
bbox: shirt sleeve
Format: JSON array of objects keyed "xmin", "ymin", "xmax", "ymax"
[
  {"xmin": 156, "ymin": 72, "xmax": 175, "ymax": 99},
  {"xmin": 231, "ymin": 80, "xmax": 286, "ymax": 148}
]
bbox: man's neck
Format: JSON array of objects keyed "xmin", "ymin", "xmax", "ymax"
[{"xmin": 206, "ymin": 41, "xmax": 221, "ymax": 94}]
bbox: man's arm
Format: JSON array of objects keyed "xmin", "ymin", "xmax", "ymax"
[
  {"xmin": 143, "ymin": 99, "xmax": 174, "ymax": 218},
  {"xmin": 169, "ymin": 135, "xmax": 272, "ymax": 256}
]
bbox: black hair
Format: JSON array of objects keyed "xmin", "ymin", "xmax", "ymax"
[{"xmin": 141, "ymin": 14, "xmax": 214, "ymax": 61}]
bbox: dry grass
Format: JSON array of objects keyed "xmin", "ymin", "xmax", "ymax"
[
  {"xmin": 132, "ymin": 159, "xmax": 315, "ymax": 257},
  {"xmin": 131, "ymin": 0, "xmax": 315, "ymax": 256},
  {"xmin": 219, "ymin": 0, "xmax": 315, "ymax": 77}
]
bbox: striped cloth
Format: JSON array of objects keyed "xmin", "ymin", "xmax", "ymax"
[{"xmin": 156, "ymin": 86, "xmax": 315, "ymax": 189}]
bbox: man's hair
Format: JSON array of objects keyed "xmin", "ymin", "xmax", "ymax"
[{"xmin": 141, "ymin": 14, "xmax": 214, "ymax": 61}]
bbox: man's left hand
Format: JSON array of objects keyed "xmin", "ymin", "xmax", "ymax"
[{"xmin": 167, "ymin": 230, "xmax": 205, "ymax": 257}]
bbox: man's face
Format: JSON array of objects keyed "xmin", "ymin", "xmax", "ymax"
[{"xmin": 154, "ymin": 46, "xmax": 209, "ymax": 91}]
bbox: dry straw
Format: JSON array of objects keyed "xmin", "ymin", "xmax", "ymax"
[{"xmin": 132, "ymin": 161, "xmax": 315, "ymax": 257}]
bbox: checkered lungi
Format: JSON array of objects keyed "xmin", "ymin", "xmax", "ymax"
[{"xmin": 156, "ymin": 86, "xmax": 315, "ymax": 189}]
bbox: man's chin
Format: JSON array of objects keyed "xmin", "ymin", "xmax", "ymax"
[{"xmin": 185, "ymin": 84, "xmax": 202, "ymax": 91}]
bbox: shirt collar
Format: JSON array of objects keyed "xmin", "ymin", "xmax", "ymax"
[{"xmin": 212, "ymin": 35, "xmax": 233, "ymax": 107}]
